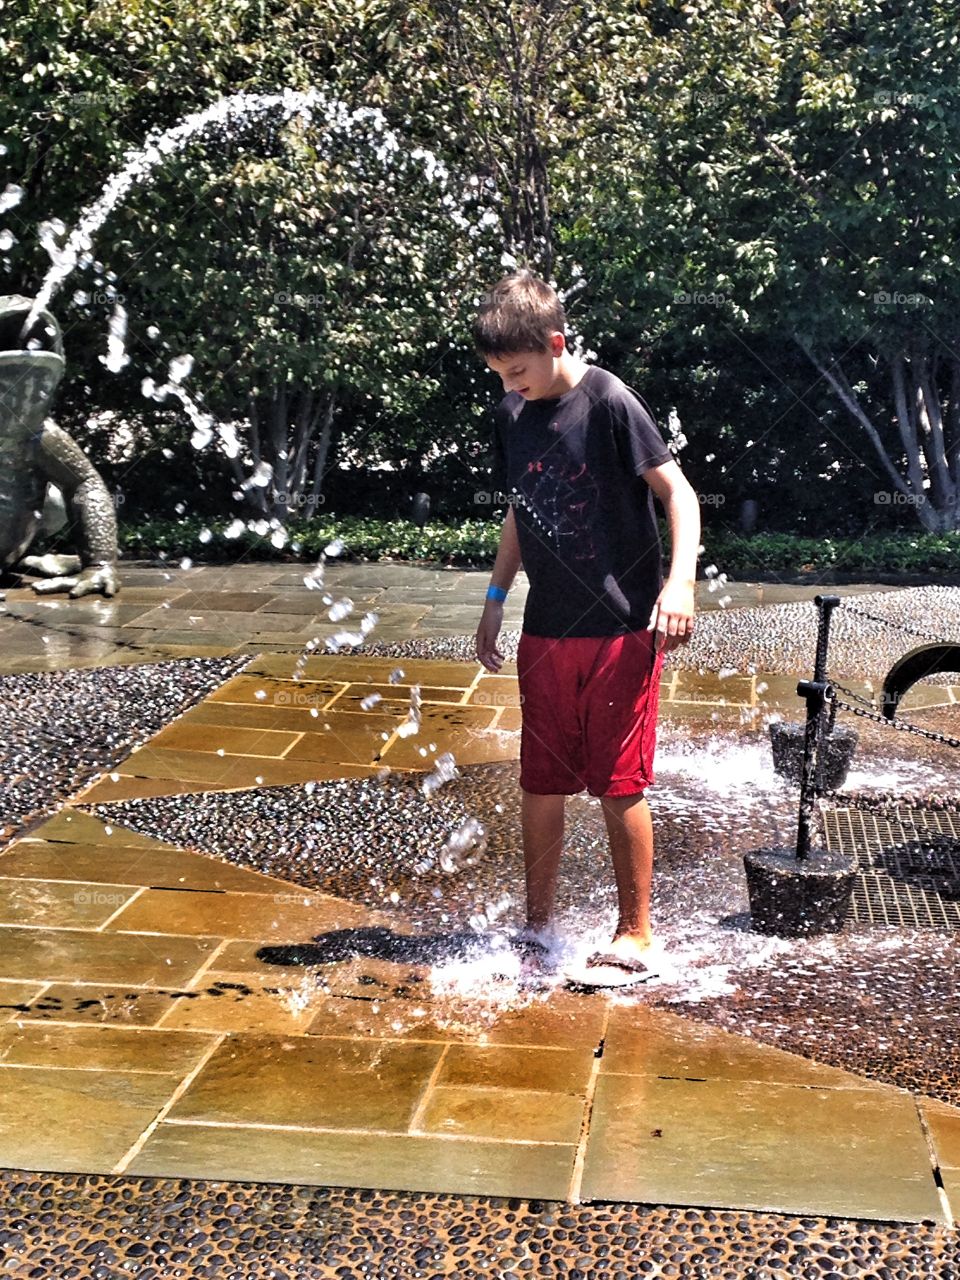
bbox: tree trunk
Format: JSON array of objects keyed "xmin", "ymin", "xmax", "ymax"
[
  {"xmin": 269, "ymin": 384, "xmax": 289, "ymax": 523},
  {"xmin": 238, "ymin": 387, "xmax": 334, "ymax": 525},
  {"xmin": 308, "ymin": 393, "xmax": 337, "ymax": 516},
  {"xmin": 440, "ymin": 0, "xmax": 556, "ymax": 273},
  {"xmin": 244, "ymin": 397, "xmax": 269, "ymax": 517},
  {"xmin": 947, "ymin": 356, "xmax": 960, "ymax": 483},
  {"xmin": 289, "ymin": 389, "xmax": 315, "ymax": 511},
  {"xmin": 891, "ymin": 349, "xmax": 926, "ymax": 499},
  {"xmin": 912, "ymin": 345, "xmax": 956, "ymax": 516}
]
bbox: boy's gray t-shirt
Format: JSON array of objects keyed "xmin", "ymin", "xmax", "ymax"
[{"xmin": 491, "ymin": 364, "xmax": 673, "ymax": 638}]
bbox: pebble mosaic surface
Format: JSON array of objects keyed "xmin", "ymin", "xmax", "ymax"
[
  {"xmin": 679, "ymin": 927, "xmax": 960, "ymax": 1108},
  {"xmin": 0, "ymin": 656, "xmax": 244, "ymax": 842},
  {"xmin": 360, "ymin": 585, "xmax": 960, "ymax": 681},
  {"xmin": 0, "ymin": 1174, "xmax": 956, "ymax": 1279}
]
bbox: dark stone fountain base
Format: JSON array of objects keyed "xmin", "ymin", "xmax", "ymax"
[
  {"xmin": 768, "ymin": 720, "xmax": 859, "ymax": 791},
  {"xmin": 743, "ymin": 846, "xmax": 857, "ymax": 937}
]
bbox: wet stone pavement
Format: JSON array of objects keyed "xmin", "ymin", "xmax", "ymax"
[{"xmin": 0, "ymin": 562, "xmax": 959, "ymax": 1277}]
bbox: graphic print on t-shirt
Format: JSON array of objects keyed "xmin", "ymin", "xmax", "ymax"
[{"xmin": 515, "ymin": 453, "xmax": 601, "ymax": 565}]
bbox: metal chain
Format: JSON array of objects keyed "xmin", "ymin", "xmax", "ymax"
[
  {"xmin": 832, "ymin": 680, "xmax": 879, "ymax": 711},
  {"xmin": 832, "ymin": 678, "xmax": 960, "ymax": 747},
  {"xmin": 833, "ymin": 696, "xmax": 960, "ymax": 750},
  {"xmin": 840, "ymin": 601, "xmax": 956, "ymax": 648}
]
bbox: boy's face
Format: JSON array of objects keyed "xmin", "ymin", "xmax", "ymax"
[{"xmin": 485, "ymin": 333, "xmax": 566, "ymax": 400}]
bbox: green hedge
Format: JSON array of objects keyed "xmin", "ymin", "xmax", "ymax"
[
  {"xmin": 115, "ymin": 516, "xmax": 960, "ymax": 576},
  {"xmin": 118, "ymin": 516, "xmax": 502, "ymax": 566},
  {"xmin": 704, "ymin": 530, "xmax": 960, "ymax": 576}
]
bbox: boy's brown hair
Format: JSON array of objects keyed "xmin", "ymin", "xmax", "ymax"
[{"xmin": 472, "ymin": 269, "xmax": 566, "ymax": 356}]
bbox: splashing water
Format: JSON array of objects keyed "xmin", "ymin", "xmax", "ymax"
[
  {"xmin": 657, "ymin": 735, "xmax": 790, "ymax": 799},
  {"xmin": 0, "ymin": 183, "xmax": 24, "ymax": 214},
  {"xmin": 242, "ymin": 461, "xmax": 274, "ymax": 490},
  {"xmin": 439, "ymin": 816, "xmax": 486, "ymax": 873},
  {"xmin": 100, "ymin": 300, "xmax": 130, "ymax": 373},
  {"xmin": 303, "ymin": 560, "xmax": 325, "ymax": 592},
  {"xmin": 325, "ymin": 630, "xmax": 366, "ymax": 653},
  {"xmin": 395, "ymin": 684, "xmax": 423, "ymax": 738},
  {"xmin": 16, "ymin": 88, "xmax": 470, "ymax": 541},
  {"xmin": 423, "ymin": 914, "xmax": 797, "ymax": 1015},
  {"xmin": 24, "ymin": 88, "xmax": 454, "ymax": 337},
  {"xmin": 167, "ymin": 353, "xmax": 193, "ymax": 384},
  {"xmin": 422, "ymin": 751, "xmax": 459, "ymax": 799},
  {"xmin": 327, "ymin": 597, "xmax": 353, "ymax": 622},
  {"xmin": 415, "ymin": 713, "xmax": 960, "ymax": 1021},
  {"xmin": 655, "ymin": 727, "xmax": 950, "ymax": 812},
  {"xmin": 141, "ymin": 370, "xmax": 217, "ymax": 451}
]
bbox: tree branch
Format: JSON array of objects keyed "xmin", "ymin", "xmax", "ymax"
[{"xmin": 798, "ymin": 341, "xmax": 914, "ymax": 498}]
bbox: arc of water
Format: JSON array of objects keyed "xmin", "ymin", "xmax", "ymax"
[{"xmin": 24, "ymin": 87, "xmax": 454, "ymax": 337}]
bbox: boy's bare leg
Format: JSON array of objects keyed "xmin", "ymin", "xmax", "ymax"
[
  {"xmin": 599, "ymin": 792, "xmax": 655, "ymax": 958},
  {"xmin": 521, "ymin": 791, "xmax": 565, "ymax": 931}
]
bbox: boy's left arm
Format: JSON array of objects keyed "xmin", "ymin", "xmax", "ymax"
[{"xmin": 642, "ymin": 460, "xmax": 701, "ymax": 653}]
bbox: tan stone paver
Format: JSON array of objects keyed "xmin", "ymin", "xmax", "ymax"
[{"xmin": 581, "ymin": 1074, "xmax": 943, "ymax": 1221}]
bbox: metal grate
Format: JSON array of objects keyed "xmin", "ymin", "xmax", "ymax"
[{"xmin": 823, "ymin": 805, "xmax": 960, "ymax": 930}]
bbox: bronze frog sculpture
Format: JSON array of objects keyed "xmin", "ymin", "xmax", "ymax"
[{"xmin": 0, "ymin": 294, "xmax": 118, "ymax": 597}]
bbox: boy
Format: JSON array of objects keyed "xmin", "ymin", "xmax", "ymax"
[{"xmin": 473, "ymin": 269, "xmax": 700, "ymax": 986}]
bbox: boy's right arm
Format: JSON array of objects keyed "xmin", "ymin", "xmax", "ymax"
[{"xmin": 475, "ymin": 504, "xmax": 521, "ymax": 672}]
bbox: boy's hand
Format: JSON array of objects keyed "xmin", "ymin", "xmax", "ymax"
[
  {"xmin": 476, "ymin": 599, "xmax": 505, "ymax": 672},
  {"xmin": 647, "ymin": 577, "xmax": 695, "ymax": 653}
]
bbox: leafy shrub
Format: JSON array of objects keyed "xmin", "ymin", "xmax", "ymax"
[{"xmin": 114, "ymin": 517, "xmax": 960, "ymax": 576}]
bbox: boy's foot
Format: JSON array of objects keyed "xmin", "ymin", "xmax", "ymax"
[
  {"xmin": 508, "ymin": 925, "xmax": 556, "ymax": 960},
  {"xmin": 507, "ymin": 927, "xmax": 562, "ymax": 988},
  {"xmin": 564, "ymin": 944, "xmax": 660, "ymax": 991}
]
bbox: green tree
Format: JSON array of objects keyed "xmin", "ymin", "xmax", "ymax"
[{"xmin": 568, "ymin": 0, "xmax": 960, "ymax": 532}]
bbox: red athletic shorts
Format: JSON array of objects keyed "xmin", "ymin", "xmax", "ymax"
[{"xmin": 516, "ymin": 629, "xmax": 664, "ymax": 797}]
